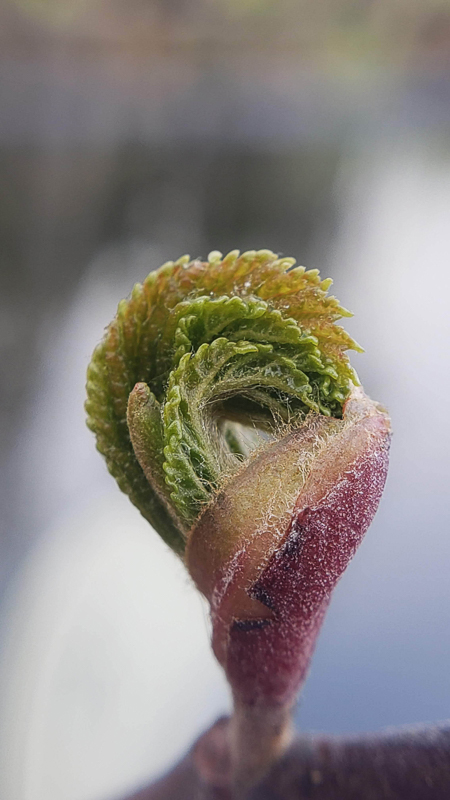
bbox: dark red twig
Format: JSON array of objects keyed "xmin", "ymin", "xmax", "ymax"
[{"xmin": 125, "ymin": 717, "xmax": 450, "ymax": 800}]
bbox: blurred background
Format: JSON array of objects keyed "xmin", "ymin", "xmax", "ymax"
[{"xmin": 0, "ymin": 1, "xmax": 449, "ymax": 798}]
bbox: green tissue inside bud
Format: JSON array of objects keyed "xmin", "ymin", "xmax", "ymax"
[{"xmin": 85, "ymin": 250, "xmax": 361, "ymax": 553}]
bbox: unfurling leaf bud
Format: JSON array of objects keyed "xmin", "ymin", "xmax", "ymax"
[{"xmin": 86, "ymin": 250, "xmax": 390, "ymax": 789}]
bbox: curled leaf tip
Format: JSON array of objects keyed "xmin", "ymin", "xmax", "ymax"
[{"xmin": 86, "ymin": 249, "xmax": 361, "ymax": 552}]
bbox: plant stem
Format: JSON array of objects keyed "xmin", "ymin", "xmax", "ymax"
[{"xmin": 229, "ymin": 699, "xmax": 293, "ymax": 795}]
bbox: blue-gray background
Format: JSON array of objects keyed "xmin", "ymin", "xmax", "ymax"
[{"xmin": 0, "ymin": 2, "xmax": 449, "ymax": 799}]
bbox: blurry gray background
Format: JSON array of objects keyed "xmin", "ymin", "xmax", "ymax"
[{"xmin": 0, "ymin": 1, "xmax": 449, "ymax": 799}]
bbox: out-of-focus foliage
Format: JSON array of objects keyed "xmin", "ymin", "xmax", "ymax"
[{"xmin": 6, "ymin": 0, "xmax": 450, "ymax": 74}]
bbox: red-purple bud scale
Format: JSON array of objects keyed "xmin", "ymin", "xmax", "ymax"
[{"xmin": 188, "ymin": 389, "xmax": 390, "ymax": 708}]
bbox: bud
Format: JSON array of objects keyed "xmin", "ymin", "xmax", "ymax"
[{"xmin": 85, "ymin": 250, "xmax": 390, "ymax": 791}]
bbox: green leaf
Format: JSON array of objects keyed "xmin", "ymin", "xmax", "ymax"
[{"xmin": 85, "ymin": 250, "xmax": 360, "ymax": 551}]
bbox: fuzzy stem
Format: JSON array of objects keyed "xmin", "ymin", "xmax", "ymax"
[{"xmin": 229, "ymin": 700, "xmax": 293, "ymax": 795}]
